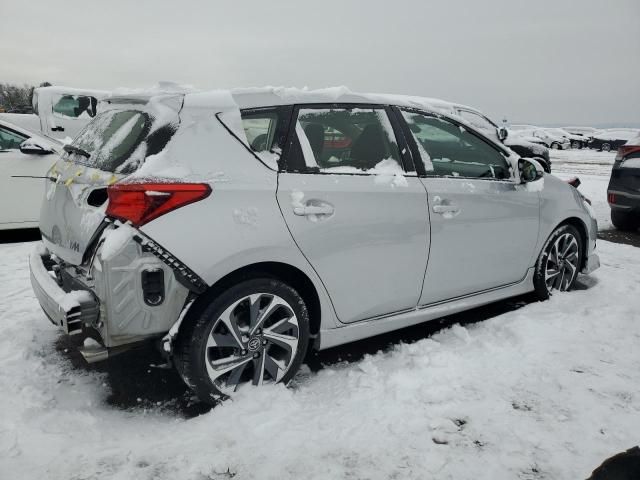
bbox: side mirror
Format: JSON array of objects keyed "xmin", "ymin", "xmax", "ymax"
[
  {"xmin": 498, "ymin": 127, "xmax": 508, "ymax": 142},
  {"xmin": 20, "ymin": 138, "xmax": 53, "ymax": 155},
  {"xmin": 518, "ymin": 158, "xmax": 544, "ymax": 183}
]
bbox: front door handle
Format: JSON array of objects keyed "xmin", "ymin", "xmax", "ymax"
[
  {"xmin": 51, "ymin": 126, "xmax": 65, "ymax": 132},
  {"xmin": 293, "ymin": 205, "xmax": 335, "ymax": 216},
  {"xmin": 432, "ymin": 204, "xmax": 460, "ymax": 214}
]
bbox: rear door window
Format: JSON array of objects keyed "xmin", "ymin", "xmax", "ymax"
[{"xmin": 287, "ymin": 106, "xmax": 403, "ymax": 173}]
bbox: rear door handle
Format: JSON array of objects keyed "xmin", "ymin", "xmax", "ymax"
[
  {"xmin": 51, "ymin": 126, "xmax": 65, "ymax": 132},
  {"xmin": 432, "ymin": 204, "xmax": 460, "ymax": 214},
  {"xmin": 293, "ymin": 205, "xmax": 334, "ymax": 216}
]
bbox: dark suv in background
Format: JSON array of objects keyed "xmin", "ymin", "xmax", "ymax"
[{"xmin": 608, "ymin": 134, "xmax": 640, "ymax": 230}]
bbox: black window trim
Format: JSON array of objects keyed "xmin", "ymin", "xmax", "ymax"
[
  {"xmin": 393, "ymin": 106, "xmax": 515, "ymax": 182},
  {"xmin": 278, "ymin": 102, "xmax": 416, "ymax": 176}
]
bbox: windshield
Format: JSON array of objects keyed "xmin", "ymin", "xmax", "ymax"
[{"xmin": 64, "ymin": 110, "xmax": 151, "ymax": 174}]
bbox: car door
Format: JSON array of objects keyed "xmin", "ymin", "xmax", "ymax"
[
  {"xmin": 276, "ymin": 104, "xmax": 430, "ymax": 324},
  {"xmin": 0, "ymin": 126, "xmax": 52, "ymax": 227},
  {"xmin": 397, "ymin": 108, "xmax": 540, "ymax": 306}
]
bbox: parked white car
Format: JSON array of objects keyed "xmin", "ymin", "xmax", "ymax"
[
  {"xmin": 516, "ymin": 128, "xmax": 571, "ymax": 150},
  {"xmin": 0, "ymin": 120, "xmax": 62, "ymax": 230},
  {"xmin": 29, "ymin": 87, "xmax": 599, "ymax": 404},
  {"xmin": 542, "ymin": 128, "xmax": 588, "ymax": 149}
]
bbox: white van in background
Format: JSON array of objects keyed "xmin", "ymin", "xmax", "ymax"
[
  {"xmin": 32, "ymin": 86, "xmax": 109, "ymax": 140},
  {"xmin": 0, "ymin": 86, "xmax": 109, "ymax": 141}
]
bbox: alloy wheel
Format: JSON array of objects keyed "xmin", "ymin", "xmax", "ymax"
[
  {"xmin": 602, "ymin": 143, "xmax": 611, "ymax": 152},
  {"xmin": 204, "ymin": 293, "xmax": 300, "ymax": 395},
  {"xmin": 544, "ymin": 233, "xmax": 580, "ymax": 293}
]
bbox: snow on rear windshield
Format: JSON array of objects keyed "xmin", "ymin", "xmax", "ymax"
[{"xmin": 65, "ymin": 110, "xmax": 150, "ymax": 174}]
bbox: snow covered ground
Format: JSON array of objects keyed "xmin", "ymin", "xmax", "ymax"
[
  {"xmin": 2, "ymin": 149, "xmax": 639, "ymax": 480},
  {"xmin": 550, "ymin": 148, "xmax": 615, "ymax": 230}
]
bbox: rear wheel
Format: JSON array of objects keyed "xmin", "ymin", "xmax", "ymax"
[
  {"xmin": 533, "ymin": 224, "xmax": 583, "ymax": 300},
  {"xmin": 175, "ymin": 278, "xmax": 310, "ymax": 404},
  {"xmin": 601, "ymin": 143, "xmax": 611, "ymax": 152},
  {"xmin": 551, "ymin": 142, "xmax": 560, "ymax": 150},
  {"xmin": 611, "ymin": 210, "xmax": 639, "ymax": 231},
  {"xmin": 571, "ymin": 141, "xmax": 580, "ymax": 149}
]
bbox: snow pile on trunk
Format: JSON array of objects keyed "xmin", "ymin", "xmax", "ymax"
[{"xmin": 1, "ymin": 240, "xmax": 639, "ymax": 479}]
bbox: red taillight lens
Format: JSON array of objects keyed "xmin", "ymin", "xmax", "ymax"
[
  {"xmin": 616, "ymin": 145, "xmax": 640, "ymax": 161},
  {"xmin": 608, "ymin": 192, "xmax": 616, "ymax": 204},
  {"xmin": 106, "ymin": 182, "xmax": 211, "ymax": 227}
]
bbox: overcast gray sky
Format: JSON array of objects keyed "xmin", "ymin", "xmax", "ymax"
[{"xmin": 2, "ymin": 0, "xmax": 639, "ymax": 126}]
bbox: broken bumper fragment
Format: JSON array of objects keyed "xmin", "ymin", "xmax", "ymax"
[{"xmin": 29, "ymin": 246, "xmax": 99, "ymax": 335}]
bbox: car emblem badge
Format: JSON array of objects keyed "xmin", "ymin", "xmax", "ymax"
[{"xmin": 248, "ymin": 337, "xmax": 261, "ymax": 351}]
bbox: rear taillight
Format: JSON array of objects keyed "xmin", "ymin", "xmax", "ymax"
[
  {"xmin": 608, "ymin": 193, "xmax": 616, "ymax": 204},
  {"xmin": 106, "ymin": 182, "xmax": 211, "ymax": 227},
  {"xmin": 616, "ymin": 145, "xmax": 640, "ymax": 161}
]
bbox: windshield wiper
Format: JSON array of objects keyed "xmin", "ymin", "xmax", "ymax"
[{"xmin": 63, "ymin": 144, "xmax": 91, "ymax": 158}]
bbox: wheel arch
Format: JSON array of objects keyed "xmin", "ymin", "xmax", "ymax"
[
  {"xmin": 181, "ymin": 261, "xmax": 323, "ymax": 346},
  {"xmin": 556, "ymin": 216, "xmax": 589, "ymax": 270}
]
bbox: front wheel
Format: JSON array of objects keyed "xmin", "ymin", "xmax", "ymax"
[
  {"xmin": 533, "ymin": 224, "xmax": 583, "ymax": 300},
  {"xmin": 571, "ymin": 141, "xmax": 580, "ymax": 149},
  {"xmin": 601, "ymin": 143, "xmax": 611, "ymax": 152},
  {"xmin": 174, "ymin": 278, "xmax": 310, "ymax": 403}
]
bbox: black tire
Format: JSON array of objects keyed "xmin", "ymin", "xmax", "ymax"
[
  {"xmin": 611, "ymin": 210, "xmax": 639, "ymax": 231},
  {"xmin": 601, "ymin": 143, "xmax": 611, "ymax": 152},
  {"xmin": 174, "ymin": 277, "xmax": 310, "ymax": 404},
  {"xmin": 571, "ymin": 141, "xmax": 580, "ymax": 149},
  {"xmin": 533, "ymin": 224, "xmax": 583, "ymax": 300}
]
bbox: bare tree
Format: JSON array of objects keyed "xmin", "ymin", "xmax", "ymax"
[{"xmin": 0, "ymin": 83, "xmax": 35, "ymax": 111}]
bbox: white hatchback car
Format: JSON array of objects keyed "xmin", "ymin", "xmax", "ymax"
[
  {"xmin": 0, "ymin": 119, "xmax": 61, "ymax": 230},
  {"xmin": 30, "ymin": 88, "xmax": 600, "ymax": 403}
]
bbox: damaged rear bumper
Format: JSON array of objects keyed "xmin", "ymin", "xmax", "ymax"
[
  {"xmin": 30, "ymin": 246, "xmax": 99, "ymax": 336},
  {"xmin": 30, "ymin": 225, "xmax": 198, "ymax": 363}
]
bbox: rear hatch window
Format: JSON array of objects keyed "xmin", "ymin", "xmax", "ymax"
[{"xmin": 64, "ymin": 109, "xmax": 174, "ymax": 174}]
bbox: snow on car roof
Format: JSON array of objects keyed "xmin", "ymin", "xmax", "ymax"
[
  {"xmin": 105, "ymin": 85, "xmax": 460, "ymax": 115},
  {"xmin": 229, "ymin": 86, "xmax": 460, "ymax": 113}
]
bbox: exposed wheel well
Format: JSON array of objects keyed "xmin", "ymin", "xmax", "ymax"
[
  {"xmin": 557, "ymin": 217, "xmax": 589, "ymax": 270},
  {"xmin": 185, "ymin": 262, "xmax": 322, "ymax": 342}
]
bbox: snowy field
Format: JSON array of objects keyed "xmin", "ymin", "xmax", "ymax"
[
  {"xmin": 2, "ymin": 149, "xmax": 639, "ymax": 480},
  {"xmin": 550, "ymin": 149, "xmax": 615, "ymax": 230}
]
